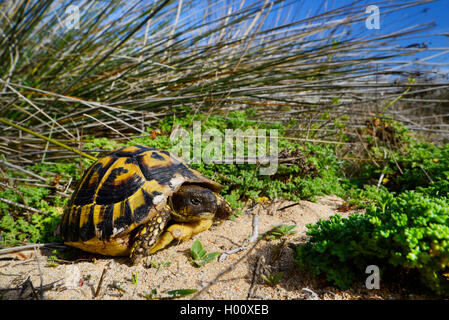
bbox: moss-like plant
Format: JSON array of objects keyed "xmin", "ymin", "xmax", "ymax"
[{"xmin": 296, "ymin": 190, "xmax": 449, "ymax": 296}]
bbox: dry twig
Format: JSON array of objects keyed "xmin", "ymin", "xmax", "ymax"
[
  {"xmin": 246, "ymin": 255, "xmax": 266, "ymax": 300},
  {"xmin": 0, "ymin": 197, "xmax": 49, "ymax": 215},
  {"xmin": 0, "ymin": 243, "xmax": 66, "ymax": 255},
  {"xmin": 219, "ymin": 214, "xmax": 259, "ymax": 262},
  {"xmin": 33, "ymin": 247, "xmax": 43, "ymax": 299},
  {"xmin": 94, "ymin": 262, "xmax": 111, "ymax": 298}
]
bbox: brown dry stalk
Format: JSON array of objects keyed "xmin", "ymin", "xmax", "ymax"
[{"xmin": 94, "ymin": 262, "xmax": 111, "ymax": 298}]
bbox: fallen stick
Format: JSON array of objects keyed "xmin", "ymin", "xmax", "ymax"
[
  {"xmin": 219, "ymin": 214, "xmax": 259, "ymax": 262},
  {"xmin": 94, "ymin": 262, "xmax": 111, "ymax": 298},
  {"xmin": 246, "ymin": 255, "xmax": 265, "ymax": 300},
  {"xmin": 19, "ymin": 276, "xmax": 39, "ymax": 300},
  {"xmin": 0, "ymin": 159, "xmax": 47, "ymax": 182},
  {"xmin": 302, "ymin": 288, "xmax": 320, "ymax": 300},
  {"xmin": 0, "ymin": 278, "xmax": 62, "ymax": 293},
  {"xmin": 0, "ymin": 243, "xmax": 66, "ymax": 255},
  {"xmin": 0, "ymin": 197, "xmax": 50, "ymax": 215},
  {"xmin": 34, "ymin": 247, "xmax": 44, "ymax": 299},
  {"xmin": 419, "ymin": 165, "xmax": 434, "ymax": 183},
  {"xmin": 278, "ymin": 202, "xmax": 301, "ymax": 211}
]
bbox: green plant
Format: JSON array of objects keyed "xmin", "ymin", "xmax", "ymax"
[
  {"xmin": 0, "ymin": 177, "xmax": 66, "ymax": 246},
  {"xmin": 345, "ymin": 185, "xmax": 392, "ymax": 209},
  {"xmin": 148, "ymin": 260, "xmax": 171, "ymax": 268},
  {"xmin": 296, "ymin": 190, "xmax": 449, "ymax": 296},
  {"xmin": 46, "ymin": 250, "xmax": 60, "ymax": 267},
  {"xmin": 131, "ymin": 272, "xmax": 138, "ymax": 285},
  {"xmin": 143, "ymin": 288, "xmax": 197, "ymax": 300},
  {"xmin": 354, "ymin": 120, "xmax": 449, "ymax": 193},
  {"xmin": 260, "ymin": 225, "xmax": 297, "ymax": 241},
  {"xmin": 261, "ymin": 271, "xmax": 284, "ymax": 287},
  {"xmin": 190, "ymin": 240, "xmax": 220, "ymax": 267},
  {"xmin": 148, "ymin": 260, "xmax": 171, "ymax": 273},
  {"xmin": 166, "ymin": 289, "xmax": 198, "ymax": 299},
  {"xmin": 417, "ymin": 180, "xmax": 449, "ymax": 199},
  {"xmin": 0, "ymin": 198, "xmax": 63, "ymax": 246}
]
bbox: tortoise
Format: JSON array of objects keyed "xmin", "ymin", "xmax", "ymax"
[{"xmin": 58, "ymin": 145, "xmax": 232, "ymax": 264}]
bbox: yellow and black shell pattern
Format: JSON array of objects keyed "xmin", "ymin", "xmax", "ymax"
[{"xmin": 60, "ymin": 145, "xmax": 222, "ymax": 250}]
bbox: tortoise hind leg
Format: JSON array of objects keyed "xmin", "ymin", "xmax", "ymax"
[{"xmin": 130, "ymin": 205, "xmax": 171, "ymax": 265}]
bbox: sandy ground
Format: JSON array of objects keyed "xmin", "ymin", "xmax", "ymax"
[{"xmin": 0, "ymin": 195, "xmax": 437, "ymax": 300}]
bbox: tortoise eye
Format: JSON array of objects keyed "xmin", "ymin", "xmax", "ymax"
[{"xmin": 190, "ymin": 197, "xmax": 201, "ymax": 205}]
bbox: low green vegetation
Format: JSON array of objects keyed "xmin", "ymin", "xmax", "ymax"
[
  {"xmin": 148, "ymin": 260, "xmax": 171, "ymax": 272},
  {"xmin": 261, "ymin": 271, "xmax": 284, "ymax": 287},
  {"xmin": 123, "ymin": 107, "xmax": 348, "ymax": 208},
  {"xmin": 260, "ymin": 225, "xmax": 297, "ymax": 241},
  {"xmin": 294, "ymin": 119, "xmax": 449, "ymax": 297},
  {"xmin": 296, "ymin": 188, "xmax": 449, "ymax": 296},
  {"xmin": 0, "ymin": 185, "xmax": 63, "ymax": 245},
  {"xmin": 190, "ymin": 240, "xmax": 220, "ymax": 267},
  {"xmin": 131, "ymin": 272, "xmax": 138, "ymax": 285}
]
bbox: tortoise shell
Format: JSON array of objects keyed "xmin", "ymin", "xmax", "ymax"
[{"xmin": 60, "ymin": 145, "xmax": 222, "ymax": 254}]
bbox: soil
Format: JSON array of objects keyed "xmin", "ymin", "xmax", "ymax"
[{"xmin": 0, "ymin": 195, "xmax": 438, "ymax": 300}]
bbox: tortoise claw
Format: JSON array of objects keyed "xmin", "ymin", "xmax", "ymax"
[{"xmin": 130, "ymin": 206, "xmax": 170, "ymax": 265}]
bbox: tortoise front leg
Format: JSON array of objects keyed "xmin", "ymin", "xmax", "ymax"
[
  {"xmin": 147, "ymin": 219, "xmax": 214, "ymax": 254},
  {"xmin": 130, "ymin": 206, "xmax": 214, "ymax": 265},
  {"xmin": 130, "ymin": 205, "xmax": 171, "ymax": 265}
]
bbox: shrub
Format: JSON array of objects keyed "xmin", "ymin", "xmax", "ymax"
[
  {"xmin": 295, "ymin": 190, "xmax": 449, "ymax": 296},
  {"xmin": 357, "ymin": 121, "xmax": 449, "ymax": 193},
  {"xmin": 0, "ymin": 185, "xmax": 63, "ymax": 245}
]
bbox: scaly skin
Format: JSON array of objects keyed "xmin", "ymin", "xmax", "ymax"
[
  {"xmin": 149, "ymin": 219, "xmax": 214, "ymax": 254},
  {"xmin": 130, "ymin": 205, "xmax": 215, "ymax": 265},
  {"xmin": 130, "ymin": 205, "xmax": 171, "ymax": 265}
]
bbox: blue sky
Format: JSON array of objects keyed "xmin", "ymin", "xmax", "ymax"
[
  {"xmin": 275, "ymin": 0, "xmax": 449, "ymax": 76},
  {"xmin": 277, "ymin": 0, "xmax": 448, "ymax": 46},
  {"xmin": 194, "ymin": 0, "xmax": 449, "ymax": 76}
]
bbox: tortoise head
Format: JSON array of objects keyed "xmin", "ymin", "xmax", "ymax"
[{"xmin": 169, "ymin": 184, "xmax": 232, "ymax": 222}]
